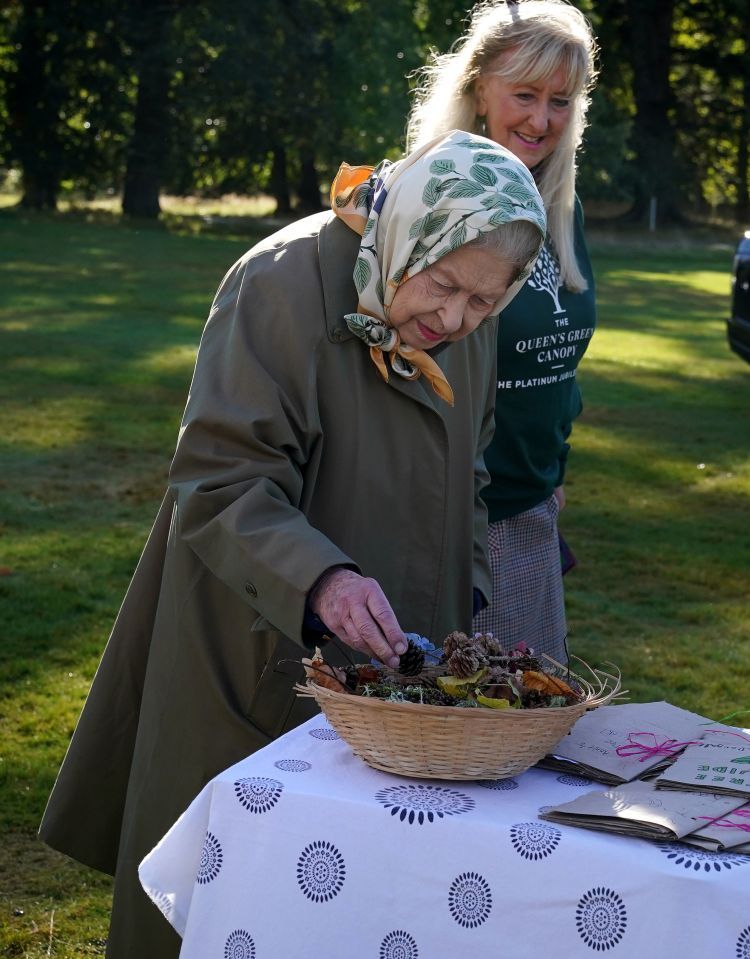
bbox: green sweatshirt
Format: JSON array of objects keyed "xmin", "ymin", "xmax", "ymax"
[{"xmin": 482, "ymin": 199, "xmax": 596, "ymax": 522}]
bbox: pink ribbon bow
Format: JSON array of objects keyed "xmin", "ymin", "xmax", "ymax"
[
  {"xmin": 615, "ymin": 731, "xmax": 700, "ymax": 762},
  {"xmin": 698, "ymin": 809, "xmax": 750, "ymax": 833}
]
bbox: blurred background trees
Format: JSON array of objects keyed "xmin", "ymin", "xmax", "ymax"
[{"xmin": 0, "ymin": 0, "xmax": 747, "ymax": 224}]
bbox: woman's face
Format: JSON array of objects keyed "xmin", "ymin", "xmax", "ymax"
[
  {"xmin": 474, "ymin": 51, "xmax": 573, "ymax": 170},
  {"xmin": 388, "ymin": 244, "xmax": 515, "ymax": 350}
]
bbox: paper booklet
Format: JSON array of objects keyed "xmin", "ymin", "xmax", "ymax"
[
  {"xmin": 654, "ymin": 741, "xmax": 750, "ymax": 799},
  {"xmin": 681, "ymin": 836, "xmax": 750, "ymax": 854},
  {"xmin": 537, "ymin": 701, "xmax": 712, "ymax": 785},
  {"xmin": 696, "ymin": 723, "xmax": 750, "ymax": 749},
  {"xmin": 678, "ymin": 801, "xmax": 750, "ymax": 852},
  {"xmin": 539, "ymin": 778, "xmax": 746, "ymax": 842}
]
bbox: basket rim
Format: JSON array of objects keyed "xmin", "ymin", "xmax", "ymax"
[{"xmin": 295, "ymin": 677, "xmax": 616, "ymax": 720}]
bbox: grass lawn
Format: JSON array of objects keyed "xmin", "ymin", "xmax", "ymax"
[
  {"xmin": 565, "ymin": 237, "xmax": 750, "ymax": 713},
  {"xmin": 1, "ymin": 207, "xmax": 748, "ymax": 955}
]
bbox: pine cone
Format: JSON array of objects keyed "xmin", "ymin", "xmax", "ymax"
[
  {"xmin": 397, "ymin": 639, "xmax": 426, "ymax": 677},
  {"xmin": 446, "ymin": 645, "xmax": 487, "ymax": 679},
  {"xmin": 474, "ymin": 632, "xmax": 504, "ymax": 658},
  {"xmin": 443, "ymin": 630, "xmax": 470, "ymax": 659},
  {"xmin": 508, "ymin": 654, "xmax": 541, "ymax": 672}
]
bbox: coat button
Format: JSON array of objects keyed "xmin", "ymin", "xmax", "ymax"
[{"xmin": 244, "ymin": 582, "xmax": 257, "ymax": 597}]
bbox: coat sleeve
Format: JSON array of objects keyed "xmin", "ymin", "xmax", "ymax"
[{"xmin": 168, "ymin": 248, "xmax": 359, "ymax": 644}]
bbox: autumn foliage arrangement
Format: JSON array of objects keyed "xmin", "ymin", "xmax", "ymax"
[{"xmin": 302, "ymin": 631, "xmax": 583, "ymax": 710}]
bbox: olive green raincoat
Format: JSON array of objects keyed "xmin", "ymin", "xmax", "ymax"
[{"xmin": 39, "ymin": 210, "xmax": 497, "ymax": 957}]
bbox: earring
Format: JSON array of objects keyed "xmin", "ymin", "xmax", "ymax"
[{"xmin": 478, "ymin": 115, "xmax": 487, "ymax": 137}]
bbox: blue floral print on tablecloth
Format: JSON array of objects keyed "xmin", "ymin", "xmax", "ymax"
[
  {"xmin": 234, "ymin": 777, "xmax": 283, "ymax": 814},
  {"xmin": 575, "ymin": 886, "xmax": 627, "ymax": 951},
  {"xmin": 296, "ymin": 840, "xmax": 346, "ymax": 902},
  {"xmin": 224, "ymin": 929, "xmax": 255, "ymax": 959},
  {"xmin": 380, "ymin": 929, "xmax": 419, "ymax": 958},
  {"xmin": 274, "ymin": 759, "xmax": 312, "ymax": 772},
  {"xmin": 657, "ymin": 843, "xmax": 750, "ymax": 872},
  {"xmin": 556, "ymin": 774, "xmax": 593, "ymax": 787},
  {"xmin": 509, "ymin": 822, "xmax": 562, "ymax": 860},
  {"xmin": 375, "ymin": 783, "xmax": 475, "ymax": 824},
  {"xmin": 196, "ymin": 831, "xmax": 223, "ymax": 884},
  {"xmin": 448, "ymin": 871, "xmax": 492, "ymax": 928},
  {"xmin": 309, "ymin": 727, "xmax": 340, "ymax": 741},
  {"xmin": 476, "ymin": 778, "xmax": 519, "ymax": 790}
]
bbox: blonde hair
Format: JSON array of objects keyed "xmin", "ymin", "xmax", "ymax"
[{"xmin": 406, "ymin": 0, "xmax": 598, "ymax": 292}]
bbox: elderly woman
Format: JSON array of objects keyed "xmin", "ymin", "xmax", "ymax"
[
  {"xmin": 39, "ymin": 131, "xmax": 545, "ymax": 958},
  {"xmin": 407, "ymin": 0, "xmax": 598, "ymax": 663}
]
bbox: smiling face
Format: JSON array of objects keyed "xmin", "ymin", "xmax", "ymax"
[
  {"xmin": 387, "ymin": 244, "xmax": 516, "ymax": 350},
  {"xmin": 474, "ymin": 50, "xmax": 573, "ymax": 171}
]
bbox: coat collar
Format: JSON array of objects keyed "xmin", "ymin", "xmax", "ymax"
[{"xmin": 317, "ymin": 212, "xmax": 359, "ymax": 345}]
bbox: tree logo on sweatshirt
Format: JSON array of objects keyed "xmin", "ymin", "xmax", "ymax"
[{"xmin": 528, "ymin": 242, "xmax": 563, "ymax": 313}]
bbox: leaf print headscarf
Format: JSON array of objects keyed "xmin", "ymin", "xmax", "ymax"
[{"xmin": 330, "ymin": 130, "xmax": 546, "ymax": 405}]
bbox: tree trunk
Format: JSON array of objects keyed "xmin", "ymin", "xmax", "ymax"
[
  {"xmin": 296, "ymin": 152, "xmax": 322, "ymax": 212},
  {"xmin": 19, "ymin": 172, "xmax": 59, "ymax": 211},
  {"xmin": 269, "ymin": 144, "xmax": 292, "ymax": 215},
  {"xmin": 122, "ymin": 1, "xmax": 175, "ymax": 219},
  {"xmin": 624, "ymin": 0, "xmax": 683, "ymax": 224},
  {"xmin": 8, "ymin": 2, "xmax": 64, "ymax": 211},
  {"xmin": 736, "ymin": 57, "xmax": 750, "ymax": 223}
]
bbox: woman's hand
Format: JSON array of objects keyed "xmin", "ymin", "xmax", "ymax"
[
  {"xmin": 554, "ymin": 485, "xmax": 566, "ymax": 510},
  {"xmin": 309, "ymin": 568, "xmax": 407, "ymax": 668}
]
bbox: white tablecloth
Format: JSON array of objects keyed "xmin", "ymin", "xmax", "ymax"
[{"xmin": 139, "ymin": 717, "xmax": 750, "ymax": 958}]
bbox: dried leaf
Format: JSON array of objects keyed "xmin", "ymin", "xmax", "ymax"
[
  {"xmin": 355, "ymin": 664, "xmax": 380, "ymax": 685},
  {"xmin": 522, "ymin": 670, "xmax": 578, "ymax": 700},
  {"xmin": 479, "ymin": 682, "xmax": 516, "ymax": 703},
  {"xmin": 475, "ymin": 694, "xmax": 512, "ymax": 710},
  {"xmin": 436, "ymin": 668, "xmax": 487, "ymax": 699},
  {"xmin": 302, "ymin": 647, "xmax": 350, "ymax": 694}
]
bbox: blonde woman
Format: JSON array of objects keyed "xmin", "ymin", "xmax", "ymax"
[{"xmin": 408, "ymin": 0, "xmax": 598, "ymax": 661}]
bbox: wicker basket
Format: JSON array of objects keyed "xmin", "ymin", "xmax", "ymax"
[{"xmin": 295, "ymin": 661, "xmax": 620, "ymax": 780}]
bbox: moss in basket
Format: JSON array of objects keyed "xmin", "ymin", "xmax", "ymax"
[{"xmin": 360, "ymin": 682, "xmax": 456, "ymax": 706}]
